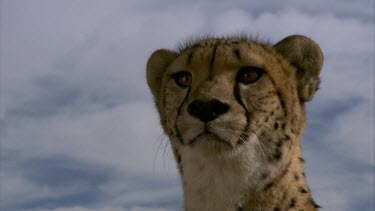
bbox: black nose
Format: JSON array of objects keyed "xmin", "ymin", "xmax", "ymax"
[{"xmin": 188, "ymin": 99, "xmax": 229, "ymax": 122}]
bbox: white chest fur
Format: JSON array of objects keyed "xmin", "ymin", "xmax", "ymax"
[{"xmin": 179, "ymin": 144, "xmax": 261, "ymax": 211}]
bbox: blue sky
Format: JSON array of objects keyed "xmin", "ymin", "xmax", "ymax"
[{"xmin": 1, "ymin": 0, "xmax": 374, "ymax": 210}]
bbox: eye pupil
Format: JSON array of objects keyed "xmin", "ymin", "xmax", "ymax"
[
  {"xmin": 237, "ymin": 67, "xmax": 264, "ymax": 84},
  {"xmin": 179, "ymin": 75, "xmax": 190, "ymax": 85},
  {"xmin": 172, "ymin": 71, "xmax": 192, "ymax": 87}
]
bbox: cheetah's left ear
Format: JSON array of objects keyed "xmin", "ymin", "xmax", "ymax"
[{"xmin": 274, "ymin": 35, "xmax": 324, "ymax": 102}]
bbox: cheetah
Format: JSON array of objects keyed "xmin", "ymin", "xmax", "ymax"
[{"xmin": 146, "ymin": 35, "xmax": 323, "ymax": 211}]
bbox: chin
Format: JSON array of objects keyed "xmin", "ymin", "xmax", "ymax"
[{"xmin": 183, "ymin": 132, "xmax": 248, "ymax": 158}]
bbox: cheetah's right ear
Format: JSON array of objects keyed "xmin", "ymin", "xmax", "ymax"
[
  {"xmin": 147, "ymin": 49, "xmax": 178, "ymax": 98},
  {"xmin": 274, "ymin": 35, "xmax": 324, "ymax": 102}
]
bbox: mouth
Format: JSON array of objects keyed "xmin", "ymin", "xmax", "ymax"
[{"xmin": 187, "ymin": 126, "xmax": 234, "ymax": 147}]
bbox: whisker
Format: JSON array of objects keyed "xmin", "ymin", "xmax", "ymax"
[
  {"xmin": 162, "ymin": 137, "xmax": 170, "ymax": 169},
  {"xmin": 153, "ymin": 133, "xmax": 168, "ymax": 173}
]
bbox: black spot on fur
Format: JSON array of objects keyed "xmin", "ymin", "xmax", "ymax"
[
  {"xmin": 299, "ymin": 157, "xmax": 305, "ymax": 163},
  {"xmin": 291, "ymin": 127, "xmax": 296, "ymax": 133},
  {"xmin": 274, "ymin": 149, "xmax": 282, "ymax": 160},
  {"xmin": 265, "ymin": 116, "xmax": 269, "ymax": 122},
  {"xmin": 274, "ymin": 208, "xmax": 280, "ymax": 211},
  {"xmin": 258, "ymin": 94, "xmax": 273, "ymax": 101},
  {"xmin": 281, "ymin": 122, "xmax": 286, "ymax": 130},
  {"xmin": 229, "ymin": 40, "xmax": 240, "ymax": 44},
  {"xmin": 264, "ymin": 182, "xmax": 274, "ymax": 191},
  {"xmin": 280, "ymin": 162, "xmax": 290, "ymax": 177},
  {"xmin": 274, "ymin": 122, "xmax": 279, "ymax": 130},
  {"xmin": 309, "ymin": 198, "xmax": 321, "ymax": 208},
  {"xmin": 284, "ymin": 134, "xmax": 291, "ymax": 140},
  {"xmin": 277, "ymin": 91, "xmax": 286, "ymax": 110},
  {"xmin": 299, "ymin": 187, "xmax": 308, "ymax": 194},
  {"xmin": 190, "ymin": 43, "xmax": 200, "ymax": 49},
  {"xmin": 294, "ymin": 173, "xmax": 300, "ymax": 181},
  {"xmin": 237, "ymin": 206, "xmax": 243, "ymax": 211},
  {"xmin": 290, "ymin": 198, "xmax": 296, "ymax": 207},
  {"xmin": 275, "ymin": 139, "xmax": 283, "ymax": 148},
  {"xmin": 261, "ymin": 172, "xmax": 270, "ymax": 179},
  {"xmin": 234, "ymin": 48, "xmax": 241, "ymax": 60},
  {"xmin": 186, "ymin": 51, "xmax": 193, "ymax": 65}
]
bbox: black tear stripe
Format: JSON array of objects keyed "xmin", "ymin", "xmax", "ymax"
[
  {"xmin": 177, "ymin": 87, "xmax": 191, "ymax": 117},
  {"xmin": 234, "ymin": 48, "xmax": 241, "ymax": 61},
  {"xmin": 234, "ymin": 83, "xmax": 251, "ymax": 145},
  {"xmin": 174, "ymin": 87, "xmax": 191, "ymax": 144},
  {"xmin": 208, "ymin": 42, "xmax": 219, "ymax": 80},
  {"xmin": 186, "ymin": 51, "xmax": 194, "ymax": 66}
]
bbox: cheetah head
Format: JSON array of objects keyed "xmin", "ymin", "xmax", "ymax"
[{"xmin": 147, "ymin": 35, "xmax": 323, "ymax": 160}]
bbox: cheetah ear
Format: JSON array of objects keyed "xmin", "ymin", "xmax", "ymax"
[
  {"xmin": 274, "ymin": 35, "xmax": 324, "ymax": 102},
  {"xmin": 147, "ymin": 49, "xmax": 178, "ymax": 98}
]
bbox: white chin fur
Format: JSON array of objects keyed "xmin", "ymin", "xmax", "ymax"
[{"xmin": 182, "ymin": 126, "xmax": 205, "ymax": 143}]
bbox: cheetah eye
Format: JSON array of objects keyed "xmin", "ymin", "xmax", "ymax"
[
  {"xmin": 171, "ymin": 71, "xmax": 192, "ymax": 88},
  {"xmin": 237, "ymin": 66, "xmax": 265, "ymax": 84}
]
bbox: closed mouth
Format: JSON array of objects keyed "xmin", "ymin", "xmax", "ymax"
[{"xmin": 188, "ymin": 126, "xmax": 233, "ymax": 147}]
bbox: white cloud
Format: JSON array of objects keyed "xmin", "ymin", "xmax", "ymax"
[
  {"xmin": 1, "ymin": 169, "xmax": 100, "ymax": 210},
  {"xmin": 306, "ymin": 151, "xmax": 374, "ymax": 211},
  {"xmin": 2, "ymin": 0, "xmax": 374, "ymax": 210},
  {"xmin": 3, "ymin": 102, "xmax": 181, "ymax": 210},
  {"xmin": 324, "ymin": 102, "xmax": 374, "ymax": 165},
  {"xmin": 42, "ymin": 206, "xmax": 174, "ymax": 211},
  {"xmin": 5, "ymin": 102, "xmax": 177, "ymax": 175},
  {"xmin": 127, "ymin": 207, "xmax": 175, "ymax": 211}
]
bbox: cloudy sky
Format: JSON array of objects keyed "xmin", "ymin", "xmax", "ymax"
[{"xmin": 1, "ymin": 0, "xmax": 374, "ymax": 210}]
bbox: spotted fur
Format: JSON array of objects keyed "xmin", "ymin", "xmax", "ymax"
[{"xmin": 147, "ymin": 35, "xmax": 323, "ymax": 211}]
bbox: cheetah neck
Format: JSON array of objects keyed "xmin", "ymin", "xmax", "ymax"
[{"xmin": 175, "ymin": 139, "xmax": 319, "ymax": 211}]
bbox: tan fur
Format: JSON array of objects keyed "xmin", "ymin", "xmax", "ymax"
[{"xmin": 147, "ymin": 35, "xmax": 323, "ymax": 211}]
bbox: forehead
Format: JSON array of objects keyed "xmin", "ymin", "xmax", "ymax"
[{"xmin": 171, "ymin": 39, "xmax": 276, "ymax": 75}]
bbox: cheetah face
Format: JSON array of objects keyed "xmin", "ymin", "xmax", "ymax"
[
  {"xmin": 162, "ymin": 43, "xmax": 292, "ymax": 155},
  {"xmin": 147, "ymin": 36, "xmax": 323, "ymax": 157}
]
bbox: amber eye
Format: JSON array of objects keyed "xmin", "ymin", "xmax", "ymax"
[
  {"xmin": 237, "ymin": 66, "xmax": 265, "ymax": 84},
  {"xmin": 171, "ymin": 71, "xmax": 192, "ymax": 88}
]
